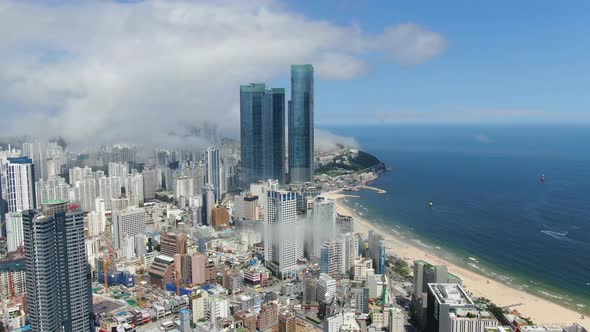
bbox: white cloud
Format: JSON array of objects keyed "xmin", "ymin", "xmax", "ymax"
[
  {"xmin": 315, "ymin": 129, "xmax": 359, "ymax": 153},
  {"xmin": 373, "ymin": 24, "xmax": 447, "ymax": 65},
  {"xmin": 0, "ymin": 0, "xmax": 446, "ymax": 147}
]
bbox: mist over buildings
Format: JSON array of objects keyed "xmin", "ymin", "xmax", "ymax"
[{"xmin": 0, "ymin": 0, "xmax": 445, "ymax": 151}]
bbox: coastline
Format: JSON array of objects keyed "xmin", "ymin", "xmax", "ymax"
[{"xmin": 325, "ymin": 191, "xmax": 589, "ymax": 329}]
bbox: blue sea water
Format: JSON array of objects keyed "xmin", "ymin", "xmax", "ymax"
[{"xmin": 325, "ymin": 125, "xmax": 590, "ymax": 312}]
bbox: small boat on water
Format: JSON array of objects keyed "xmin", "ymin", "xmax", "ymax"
[
  {"xmin": 428, "ymin": 201, "xmax": 433, "ymax": 207},
  {"xmin": 540, "ymin": 174, "xmax": 545, "ymax": 183}
]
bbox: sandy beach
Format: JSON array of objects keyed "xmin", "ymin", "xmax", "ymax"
[{"xmin": 325, "ymin": 192, "xmax": 589, "ymax": 329}]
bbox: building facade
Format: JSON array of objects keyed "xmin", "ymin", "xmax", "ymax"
[
  {"xmin": 264, "ymin": 189, "xmax": 302, "ymax": 279},
  {"xmin": 288, "ymin": 64, "xmax": 314, "ymax": 183},
  {"xmin": 22, "ymin": 200, "xmax": 93, "ymax": 332},
  {"xmin": 7, "ymin": 157, "xmax": 36, "ymax": 213},
  {"xmin": 240, "ymin": 83, "xmax": 286, "ymax": 186}
]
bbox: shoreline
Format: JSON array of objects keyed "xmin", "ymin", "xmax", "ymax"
[{"xmin": 325, "ymin": 191, "xmax": 589, "ymax": 329}]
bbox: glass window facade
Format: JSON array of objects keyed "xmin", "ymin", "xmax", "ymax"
[
  {"xmin": 288, "ymin": 64, "xmax": 314, "ymax": 183},
  {"xmin": 240, "ymin": 84, "xmax": 286, "ymax": 186}
]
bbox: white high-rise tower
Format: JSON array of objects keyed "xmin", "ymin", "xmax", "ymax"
[{"xmin": 264, "ymin": 189, "xmax": 302, "ymax": 279}]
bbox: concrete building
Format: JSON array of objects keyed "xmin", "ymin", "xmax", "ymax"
[
  {"xmin": 320, "ymin": 238, "xmax": 345, "ymax": 278},
  {"xmin": 279, "ymin": 310, "xmax": 296, "ymax": 332},
  {"xmin": 257, "ymin": 303, "xmax": 278, "ymax": 331},
  {"xmin": 264, "ymin": 189, "xmax": 302, "ymax": 279},
  {"xmin": 22, "ymin": 200, "xmax": 93, "ymax": 332},
  {"xmin": 148, "ymin": 255, "xmax": 175, "ymax": 289},
  {"xmin": 142, "ymin": 168, "xmax": 156, "ymax": 201},
  {"xmin": 0, "ymin": 253, "xmax": 27, "ymax": 297},
  {"xmin": 112, "ymin": 207, "xmax": 147, "ymax": 249},
  {"xmin": 389, "ymin": 307, "xmax": 405, "ymax": 332},
  {"xmin": 413, "ymin": 260, "xmax": 456, "ymax": 329},
  {"xmin": 343, "ymin": 232, "xmax": 361, "ymax": 274},
  {"xmin": 69, "ymin": 166, "xmax": 92, "ymax": 185},
  {"xmin": 190, "ymin": 290, "xmax": 209, "ymax": 323},
  {"xmin": 426, "ymin": 283, "xmax": 477, "ymax": 332},
  {"xmin": 160, "ymin": 232, "xmax": 188, "ymax": 257},
  {"xmin": 7, "ymin": 157, "xmax": 36, "ymax": 212},
  {"xmin": 351, "ymin": 287, "xmax": 370, "ymax": 314},
  {"xmin": 191, "ymin": 253, "xmax": 217, "ymax": 286},
  {"xmin": 87, "ymin": 198, "xmax": 107, "ymax": 237},
  {"xmin": 448, "ymin": 309, "xmax": 498, "ymax": 332},
  {"xmin": 336, "ymin": 213, "xmax": 354, "ymax": 234},
  {"xmin": 6, "ymin": 212, "xmax": 23, "ymax": 252},
  {"xmin": 175, "ymin": 176, "xmax": 194, "ymax": 201},
  {"xmin": 367, "ymin": 274, "xmax": 389, "ymax": 299},
  {"xmin": 235, "ymin": 310, "xmax": 257, "ymax": 332},
  {"xmin": 317, "ymin": 273, "xmax": 336, "ymax": 303},
  {"xmin": 353, "ymin": 257, "xmax": 373, "ymax": 282},
  {"xmin": 232, "ymin": 194, "xmax": 259, "ymax": 221},
  {"xmin": 205, "ymin": 147, "xmax": 223, "ymax": 202},
  {"xmin": 312, "ymin": 196, "xmax": 336, "ymax": 258},
  {"xmin": 202, "ymin": 185, "xmax": 215, "ymax": 226},
  {"xmin": 324, "ymin": 312, "xmax": 344, "ymax": 332},
  {"xmin": 211, "ymin": 206, "xmax": 230, "ymax": 231},
  {"xmin": 108, "ymin": 162, "xmax": 128, "ymax": 178},
  {"xmin": 36, "ymin": 176, "xmax": 69, "ymax": 206},
  {"xmin": 208, "ymin": 296, "xmax": 230, "ymax": 326},
  {"xmin": 73, "ymin": 176, "xmax": 98, "ymax": 212}
]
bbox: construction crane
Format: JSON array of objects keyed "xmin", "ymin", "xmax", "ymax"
[{"xmin": 102, "ymin": 246, "xmax": 114, "ymax": 290}]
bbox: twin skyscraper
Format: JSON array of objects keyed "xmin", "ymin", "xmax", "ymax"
[{"xmin": 240, "ymin": 64, "xmax": 314, "ymax": 186}]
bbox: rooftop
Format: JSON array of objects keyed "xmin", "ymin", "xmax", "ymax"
[{"xmin": 428, "ymin": 283, "xmax": 474, "ymax": 306}]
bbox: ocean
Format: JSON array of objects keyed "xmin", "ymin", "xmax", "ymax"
[{"xmin": 325, "ymin": 124, "xmax": 590, "ymax": 314}]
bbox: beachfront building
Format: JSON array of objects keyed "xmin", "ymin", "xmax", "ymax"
[
  {"xmin": 413, "ymin": 260, "xmax": 458, "ymax": 329},
  {"xmin": 425, "ymin": 283, "xmax": 491, "ymax": 332},
  {"xmin": 448, "ymin": 309, "xmax": 499, "ymax": 332},
  {"xmin": 368, "ymin": 230, "xmax": 386, "ymax": 274}
]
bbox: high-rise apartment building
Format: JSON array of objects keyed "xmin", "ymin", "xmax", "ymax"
[
  {"xmin": 312, "ymin": 196, "xmax": 336, "ymax": 258},
  {"xmin": 288, "ymin": 64, "xmax": 314, "ymax": 183},
  {"xmin": 36, "ymin": 176, "xmax": 70, "ymax": 207},
  {"xmin": 112, "ymin": 207, "xmax": 147, "ymax": 249},
  {"xmin": 142, "ymin": 168, "xmax": 156, "ymax": 200},
  {"xmin": 205, "ymin": 147, "xmax": 222, "ymax": 202},
  {"xmin": 264, "ymin": 189, "xmax": 302, "ymax": 279},
  {"xmin": 7, "ymin": 157, "xmax": 36, "ymax": 212},
  {"xmin": 69, "ymin": 166, "xmax": 92, "ymax": 185},
  {"xmin": 6, "ymin": 212, "xmax": 24, "ymax": 252},
  {"xmin": 22, "ymin": 142, "xmax": 43, "ymax": 181},
  {"xmin": 320, "ymin": 238, "xmax": 345, "ymax": 277},
  {"xmin": 22, "ymin": 200, "xmax": 93, "ymax": 332},
  {"xmin": 240, "ymin": 83, "xmax": 286, "ymax": 185}
]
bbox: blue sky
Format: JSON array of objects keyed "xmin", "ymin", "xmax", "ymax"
[
  {"xmin": 0, "ymin": 0, "xmax": 588, "ymax": 145},
  {"xmin": 278, "ymin": 1, "xmax": 590, "ymax": 125}
]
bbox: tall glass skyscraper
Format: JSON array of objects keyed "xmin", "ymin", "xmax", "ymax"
[
  {"xmin": 288, "ymin": 64, "xmax": 314, "ymax": 183},
  {"xmin": 240, "ymin": 83, "xmax": 286, "ymax": 186}
]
